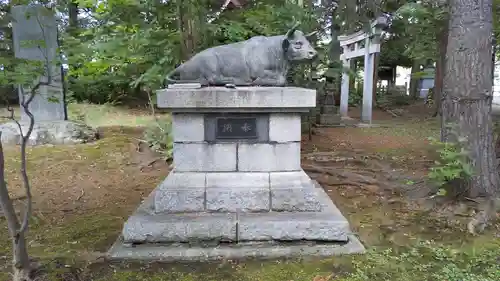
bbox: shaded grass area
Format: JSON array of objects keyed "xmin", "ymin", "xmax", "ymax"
[{"xmin": 0, "ymin": 105, "xmax": 499, "ymax": 280}]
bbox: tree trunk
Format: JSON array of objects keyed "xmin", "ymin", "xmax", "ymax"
[
  {"xmin": 372, "ymin": 52, "xmax": 379, "ymax": 106},
  {"xmin": 13, "ymin": 232, "xmax": 31, "ymax": 281},
  {"xmin": 0, "ymin": 134, "xmax": 32, "ymax": 281},
  {"xmin": 408, "ymin": 60, "xmax": 420, "ymax": 99},
  {"xmin": 177, "ymin": 0, "xmax": 200, "ymax": 61},
  {"xmin": 432, "ymin": 14, "xmax": 449, "ymax": 117},
  {"xmin": 441, "ymin": 0, "xmax": 500, "ymax": 197},
  {"xmin": 68, "ymin": 1, "xmax": 78, "ymax": 35}
]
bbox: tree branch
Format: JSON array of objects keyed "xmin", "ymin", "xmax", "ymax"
[
  {"xmin": 15, "ymin": 8, "xmax": 56, "ymax": 235},
  {"xmin": 208, "ymin": 0, "xmax": 234, "ymax": 24}
]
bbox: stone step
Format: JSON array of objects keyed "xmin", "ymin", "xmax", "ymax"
[
  {"xmin": 122, "ymin": 181, "xmax": 351, "ymax": 244},
  {"xmin": 122, "ymin": 210, "xmax": 350, "ymax": 244},
  {"xmin": 108, "ymin": 234, "xmax": 365, "ymax": 262},
  {"xmin": 154, "ymin": 171, "xmax": 324, "ymax": 214}
]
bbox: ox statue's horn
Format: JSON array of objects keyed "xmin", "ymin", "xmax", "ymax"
[
  {"xmin": 286, "ymin": 21, "xmax": 301, "ymax": 38},
  {"xmin": 305, "ymin": 31, "xmax": 318, "ymax": 38}
]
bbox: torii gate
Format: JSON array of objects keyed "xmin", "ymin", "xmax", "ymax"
[{"xmin": 339, "ymin": 16, "xmax": 388, "ymax": 123}]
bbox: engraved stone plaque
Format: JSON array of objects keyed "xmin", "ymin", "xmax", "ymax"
[{"xmin": 215, "ymin": 117, "xmax": 258, "ymax": 139}]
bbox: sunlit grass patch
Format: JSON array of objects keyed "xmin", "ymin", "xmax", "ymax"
[
  {"xmin": 67, "ymin": 103, "xmax": 162, "ymax": 128},
  {"xmin": 1, "ymin": 103, "xmax": 166, "ymax": 128}
]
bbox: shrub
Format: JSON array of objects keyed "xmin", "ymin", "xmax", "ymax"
[
  {"xmin": 142, "ymin": 116, "xmax": 173, "ymax": 161},
  {"xmin": 427, "ymin": 136, "xmax": 472, "ymax": 195}
]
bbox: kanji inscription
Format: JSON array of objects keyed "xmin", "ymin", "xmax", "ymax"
[{"xmin": 215, "ymin": 117, "xmax": 258, "ymax": 139}]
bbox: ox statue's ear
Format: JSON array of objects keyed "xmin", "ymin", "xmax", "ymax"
[
  {"xmin": 286, "ymin": 21, "xmax": 301, "ymax": 39},
  {"xmin": 305, "ymin": 31, "xmax": 318, "ymax": 39},
  {"xmin": 282, "ymin": 38, "xmax": 290, "ymax": 51}
]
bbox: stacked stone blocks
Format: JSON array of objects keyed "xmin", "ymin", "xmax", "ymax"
[{"xmin": 110, "ymin": 87, "xmax": 364, "ymax": 261}]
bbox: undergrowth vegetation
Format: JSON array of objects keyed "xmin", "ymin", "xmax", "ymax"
[
  {"xmin": 31, "ymin": 240, "xmax": 500, "ymax": 281},
  {"xmin": 427, "ymin": 136, "xmax": 473, "ymax": 195},
  {"xmin": 343, "ymin": 241, "xmax": 500, "ymax": 281},
  {"xmin": 142, "ymin": 116, "xmax": 174, "ymax": 161}
]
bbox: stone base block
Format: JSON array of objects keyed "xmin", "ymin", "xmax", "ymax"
[
  {"xmin": 154, "ymin": 170, "xmax": 325, "ymax": 214},
  {"xmin": 123, "ymin": 212, "xmax": 238, "ymax": 243},
  {"xmin": 238, "ymin": 143, "xmax": 301, "ymax": 172},
  {"xmin": 238, "ymin": 212, "xmax": 349, "ymax": 241},
  {"xmin": 206, "ymin": 188, "xmax": 270, "ymax": 212},
  {"xmin": 318, "ymin": 114, "xmax": 341, "ymax": 125},
  {"xmin": 120, "ymin": 181, "xmax": 352, "ymax": 245},
  {"xmin": 155, "ymin": 188, "xmax": 205, "ymax": 213},
  {"xmin": 321, "ymin": 106, "xmax": 337, "ymax": 114},
  {"xmin": 154, "ymin": 172, "xmax": 206, "ymax": 213},
  {"xmin": 0, "ymin": 120, "xmax": 98, "ymax": 146},
  {"xmin": 270, "ymin": 171, "xmax": 322, "ymax": 211},
  {"xmin": 107, "ymin": 234, "xmax": 365, "ymax": 262},
  {"xmin": 112, "ymin": 181, "xmax": 364, "ymax": 261},
  {"xmin": 271, "ymin": 187, "xmax": 322, "ymax": 212}
]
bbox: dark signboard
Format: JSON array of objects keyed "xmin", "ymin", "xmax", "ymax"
[{"xmin": 215, "ymin": 117, "xmax": 258, "ymax": 139}]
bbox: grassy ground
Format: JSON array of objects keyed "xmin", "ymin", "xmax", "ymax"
[
  {"xmin": 0, "ymin": 103, "xmax": 498, "ymax": 281},
  {"xmin": 0, "ymin": 103, "xmax": 157, "ymax": 127}
]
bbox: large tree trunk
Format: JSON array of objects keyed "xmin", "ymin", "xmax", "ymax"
[
  {"xmin": 408, "ymin": 60, "xmax": 421, "ymax": 99},
  {"xmin": 441, "ymin": 0, "xmax": 500, "ymax": 198}
]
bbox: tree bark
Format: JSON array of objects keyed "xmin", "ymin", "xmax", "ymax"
[
  {"xmin": 177, "ymin": 0, "xmax": 200, "ymax": 60},
  {"xmin": 408, "ymin": 60, "xmax": 420, "ymax": 99},
  {"xmin": 68, "ymin": 1, "xmax": 78, "ymax": 35},
  {"xmin": 0, "ymin": 134, "xmax": 32, "ymax": 281},
  {"xmin": 441, "ymin": 0, "xmax": 500, "ymax": 197}
]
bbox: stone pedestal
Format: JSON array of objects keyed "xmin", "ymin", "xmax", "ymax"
[{"xmin": 108, "ymin": 87, "xmax": 364, "ymax": 261}]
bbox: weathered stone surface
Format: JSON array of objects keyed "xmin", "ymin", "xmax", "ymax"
[
  {"xmin": 157, "ymin": 87, "xmax": 316, "ymax": 109},
  {"xmin": 157, "ymin": 172, "xmax": 207, "ymax": 188},
  {"xmin": 237, "ymin": 143, "xmax": 301, "ymax": 172},
  {"xmin": 155, "ymin": 188, "xmax": 205, "ymax": 213},
  {"xmin": 270, "ymin": 171, "xmax": 311, "ymax": 188},
  {"xmin": 108, "ymin": 234, "xmax": 366, "ymax": 262},
  {"xmin": 269, "ymin": 171, "xmax": 322, "ymax": 211},
  {"xmin": 111, "ymin": 180, "xmax": 364, "ymax": 261},
  {"xmin": 206, "ymin": 188, "xmax": 270, "ymax": 212},
  {"xmin": 268, "ymin": 113, "xmax": 301, "ymax": 142},
  {"xmin": 205, "ymin": 172, "xmax": 271, "ymax": 212},
  {"xmin": 271, "ymin": 186, "xmax": 322, "ymax": 212},
  {"xmin": 172, "ymin": 113, "xmax": 205, "ymax": 142},
  {"xmin": 173, "ymin": 143, "xmax": 237, "ymax": 172},
  {"xmin": 319, "ymin": 114, "xmax": 341, "ymax": 125},
  {"xmin": 206, "ymin": 172, "xmax": 269, "ymax": 188},
  {"xmin": 122, "ymin": 213, "xmax": 237, "ymax": 243},
  {"xmin": 154, "ymin": 172, "xmax": 206, "ymax": 213},
  {"xmin": 11, "ymin": 5, "xmax": 66, "ymax": 123},
  {"xmin": 238, "ymin": 212, "xmax": 349, "ymax": 241},
  {"xmin": 0, "ymin": 121, "xmax": 98, "ymax": 146},
  {"xmin": 321, "ymin": 106, "xmax": 337, "ymax": 114}
]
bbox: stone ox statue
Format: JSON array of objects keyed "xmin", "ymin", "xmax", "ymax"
[{"xmin": 165, "ymin": 22, "xmax": 318, "ymax": 87}]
